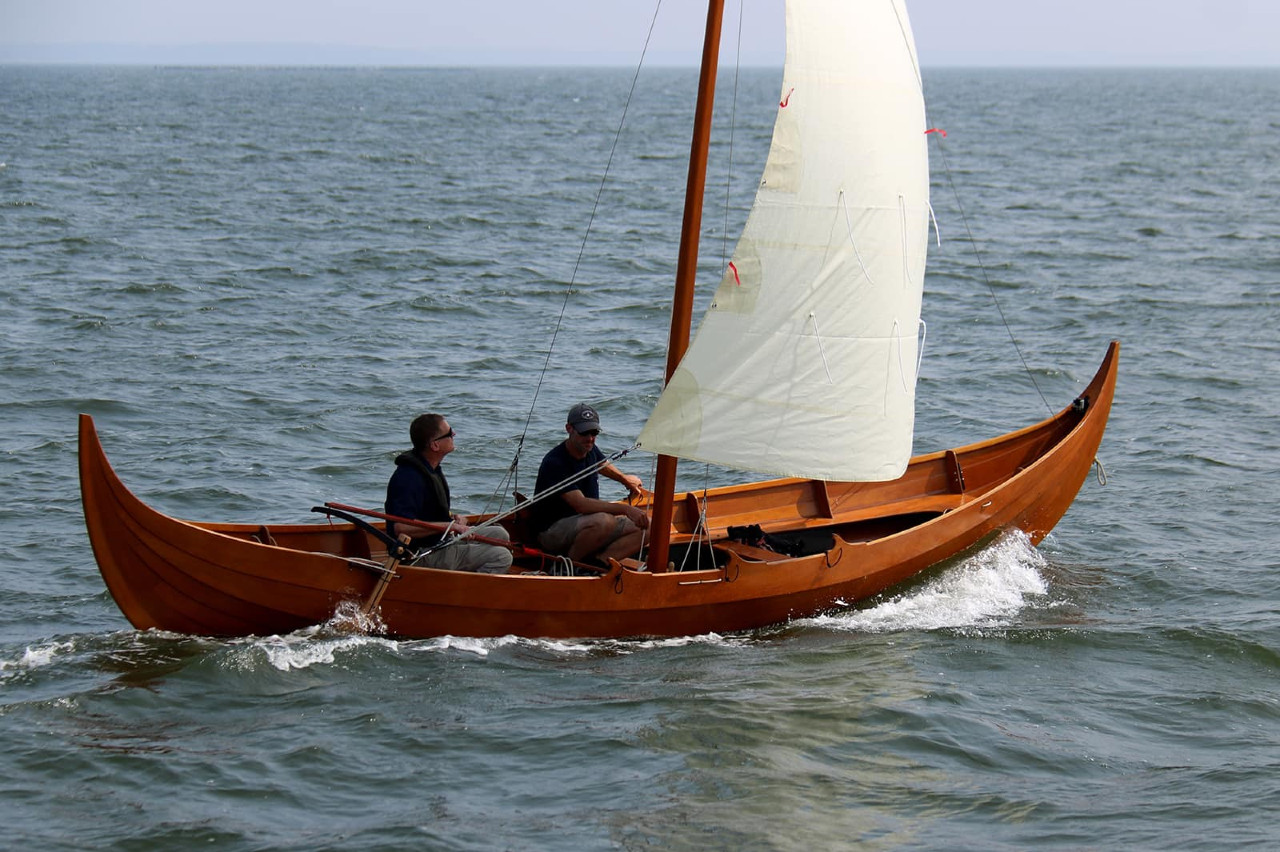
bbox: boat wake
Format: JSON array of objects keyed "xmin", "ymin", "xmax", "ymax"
[
  {"xmin": 234, "ymin": 632, "xmax": 400, "ymax": 672},
  {"xmin": 808, "ymin": 531, "xmax": 1050, "ymax": 634},
  {"xmin": 227, "ymin": 623, "xmax": 757, "ymax": 669},
  {"xmin": 57, "ymin": 531, "xmax": 1055, "ymax": 675},
  {"xmin": 220, "ymin": 533, "xmax": 1054, "ymax": 669}
]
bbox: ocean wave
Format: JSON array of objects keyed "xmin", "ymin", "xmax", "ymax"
[
  {"xmin": 0, "ymin": 640, "xmax": 79, "ymax": 678},
  {"xmin": 809, "ymin": 531, "xmax": 1049, "ymax": 634}
]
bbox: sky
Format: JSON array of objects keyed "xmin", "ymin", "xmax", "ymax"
[{"xmin": 3, "ymin": 0, "xmax": 1279, "ymax": 67}]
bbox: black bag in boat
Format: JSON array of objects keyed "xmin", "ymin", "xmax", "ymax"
[{"xmin": 725, "ymin": 524, "xmax": 832, "ymax": 558}]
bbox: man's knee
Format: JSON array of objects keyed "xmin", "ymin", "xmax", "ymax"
[
  {"xmin": 477, "ymin": 546, "xmax": 514, "ymax": 573},
  {"xmin": 591, "ymin": 512, "xmax": 618, "ymax": 529}
]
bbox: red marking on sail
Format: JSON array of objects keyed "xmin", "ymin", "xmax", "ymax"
[
  {"xmin": 925, "ymin": 127, "xmax": 948, "ymax": 137},
  {"xmin": 779, "ymin": 87, "xmax": 794, "ymax": 108},
  {"xmin": 729, "ymin": 262, "xmax": 741, "ymax": 286}
]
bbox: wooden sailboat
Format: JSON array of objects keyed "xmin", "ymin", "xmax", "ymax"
[{"xmin": 78, "ymin": 0, "xmax": 1118, "ymax": 640}]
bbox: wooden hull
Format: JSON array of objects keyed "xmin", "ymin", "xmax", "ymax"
[{"xmin": 79, "ymin": 343, "xmax": 1119, "ymax": 639}]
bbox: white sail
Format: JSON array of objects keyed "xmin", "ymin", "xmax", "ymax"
[{"xmin": 638, "ymin": 0, "xmax": 929, "ymax": 482}]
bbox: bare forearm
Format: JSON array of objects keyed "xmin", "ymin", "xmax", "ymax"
[
  {"xmin": 564, "ymin": 493, "xmax": 649, "ymax": 528},
  {"xmin": 575, "ymin": 496, "xmax": 629, "ymax": 516},
  {"xmin": 602, "ymin": 464, "xmax": 643, "ymax": 493}
]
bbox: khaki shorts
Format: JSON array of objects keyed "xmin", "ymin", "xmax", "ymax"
[
  {"xmin": 537, "ymin": 514, "xmax": 628, "ymax": 556},
  {"xmin": 537, "ymin": 515, "xmax": 583, "ymax": 555}
]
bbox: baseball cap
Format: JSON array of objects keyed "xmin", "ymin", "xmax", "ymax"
[{"xmin": 567, "ymin": 402, "xmax": 601, "ymax": 434}]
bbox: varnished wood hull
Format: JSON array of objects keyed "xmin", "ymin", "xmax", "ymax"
[{"xmin": 79, "ymin": 343, "xmax": 1118, "ymax": 639}]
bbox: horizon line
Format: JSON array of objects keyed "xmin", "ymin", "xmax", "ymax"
[{"xmin": 3, "ymin": 42, "xmax": 1277, "ymax": 70}]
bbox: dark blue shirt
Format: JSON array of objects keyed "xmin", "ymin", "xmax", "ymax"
[
  {"xmin": 385, "ymin": 452, "xmax": 451, "ymax": 547},
  {"xmin": 532, "ymin": 442, "xmax": 603, "ymax": 532}
]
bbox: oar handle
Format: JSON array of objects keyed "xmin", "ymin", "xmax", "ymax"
[{"xmin": 310, "ymin": 506, "xmax": 415, "ymax": 562}]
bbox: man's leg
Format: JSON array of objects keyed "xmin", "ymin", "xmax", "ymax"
[
  {"xmin": 565, "ymin": 513, "xmax": 623, "ymax": 562},
  {"xmin": 599, "ymin": 522, "xmax": 644, "ymax": 562},
  {"xmin": 424, "ymin": 528, "xmax": 513, "ymax": 573},
  {"xmin": 466, "ymin": 527, "xmax": 513, "ymax": 573},
  {"xmin": 567, "ymin": 514, "xmax": 644, "ymax": 563}
]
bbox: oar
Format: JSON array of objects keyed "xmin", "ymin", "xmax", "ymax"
[
  {"xmin": 322, "ymin": 502, "xmax": 608, "ymax": 575},
  {"xmin": 311, "ymin": 505, "xmax": 415, "ymax": 562},
  {"xmin": 362, "ymin": 533, "xmax": 410, "ymax": 616},
  {"xmin": 324, "ymin": 502, "xmax": 528, "ymax": 552}
]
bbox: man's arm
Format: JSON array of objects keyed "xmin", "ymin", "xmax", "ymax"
[
  {"xmin": 600, "ymin": 463, "xmax": 643, "ymax": 496},
  {"xmin": 561, "ymin": 488, "xmax": 649, "ymax": 529}
]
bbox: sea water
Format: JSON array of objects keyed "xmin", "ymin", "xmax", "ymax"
[{"xmin": 1, "ymin": 65, "xmax": 1278, "ymax": 850}]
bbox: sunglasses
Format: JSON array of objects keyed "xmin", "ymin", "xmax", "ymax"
[
  {"xmin": 431, "ymin": 428, "xmax": 456, "ymax": 442},
  {"xmin": 577, "ymin": 429, "xmax": 600, "ymax": 438}
]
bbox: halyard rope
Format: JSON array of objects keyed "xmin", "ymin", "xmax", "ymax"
[{"xmin": 489, "ymin": 0, "xmax": 667, "ymax": 514}]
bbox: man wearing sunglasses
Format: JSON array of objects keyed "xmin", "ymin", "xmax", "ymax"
[
  {"xmin": 531, "ymin": 402, "xmax": 648, "ymax": 566},
  {"xmin": 385, "ymin": 412, "xmax": 513, "ymax": 573}
]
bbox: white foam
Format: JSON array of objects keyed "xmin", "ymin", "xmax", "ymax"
[
  {"xmin": 324, "ymin": 599, "xmax": 386, "ymax": 635},
  {"xmin": 406, "ymin": 634, "xmax": 616, "ymax": 657},
  {"xmin": 0, "ymin": 640, "xmax": 77, "ymax": 675},
  {"xmin": 403, "ymin": 631, "xmax": 745, "ymax": 658},
  {"xmin": 420, "ymin": 634, "xmax": 520, "ymax": 657},
  {"xmin": 210, "ymin": 536, "xmax": 1048, "ymax": 671},
  {"xmin": 615, "ymin": 632, "xmax": 746, "ymax": 651},
  {"xmin": 223, "ymin": 631, "xmax": 397, "ymax": 672},
  {"xmin": 811, "ymin": 531, "xmax": 1049, "ymax": 633}
]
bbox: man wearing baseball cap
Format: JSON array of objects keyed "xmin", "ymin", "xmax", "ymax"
[{"xmin": 532, "ymin": 402, "xmax": 648, "ymax": 565}]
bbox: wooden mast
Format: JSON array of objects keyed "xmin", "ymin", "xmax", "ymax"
[{"xmin": 647, "ymin": 0, "xmax": 726, "ymax": 573}]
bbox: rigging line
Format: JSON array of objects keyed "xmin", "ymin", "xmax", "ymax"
[
  {"xmin": 506, "ymin": 0, "xmax": 668, "ymax": 481},
  {"xmin": 464, "ymin": 445, "xmax": 640, "ymax": 541},
  {"xmin": 634, "ymin": 453, "xmax": 712, "ymax": 575},
  {"xmin": 635, "ymin": 451, "xmax": 662, "ymax": 568},
  {"xmin": 481, "ymin": 464, "xmax": 515, "ymax": 517},
  {"xmin": 480, "ymin": 444, "xmax": 524, "ymax": 516},
  {"xmin": 430, "ymin": 446, "xmax": 638, "ymax": 558},
  {"xmin": 929, "ymin": 131, "xmax": 1053, "ymax": 415},
  {"xmin": 667, "ymin": 463, "xmax": 713, "ymax": 574},
  {"xmin": 693, "ymin": 477, "xmax": 717, "ymax": 573}
]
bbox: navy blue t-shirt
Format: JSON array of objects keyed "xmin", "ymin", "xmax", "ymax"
[{"xmin": 532, "ymin": 442, "xmax": 603, "ymax": 532}]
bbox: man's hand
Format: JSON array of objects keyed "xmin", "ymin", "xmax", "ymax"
[
  {"xmin": 624, "ymin": 504, "xmax": 650, "ymax": 530},
  {"xmin": 621, "ymin": 473, "xmax": 643, "ymax": 496}
]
